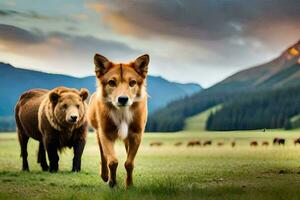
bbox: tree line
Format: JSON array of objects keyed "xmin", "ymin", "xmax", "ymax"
[
  {"xmin": 206, "ymin": 86, "xmax": 300, "ymax": 131},
  {"xmin": 146, "ymin": 88, "xmax": 240, "ymax": 132}
]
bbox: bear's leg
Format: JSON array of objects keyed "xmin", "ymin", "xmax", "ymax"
[
  {"xmin": 37, "ymin": 142, "xmax": 48, "ymax": 171},
  {"xmin": 18, "ymin": 132, "xmax": 29, "ymax": 171},
  {"xmin": 46, "ymin": 143, "xmax": 59, "ymax": 173},
  {"xmin": 72, "ymin": 139, "xmax": 86, "ymax": 172},
  {"xmin": 100, "ymin": 135, "xmax": 118, "ymax": 188},
  {"xmin": 124, "ymin": 134, "xmax": 141, "ymax": 188}
]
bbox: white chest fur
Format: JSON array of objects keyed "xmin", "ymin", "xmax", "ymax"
[{"xmin": 109, "ymin": 108, "xmax": 133, "ymax": 139}]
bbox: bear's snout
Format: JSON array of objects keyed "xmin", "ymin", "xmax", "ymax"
[
  {"xmin": 70, "ymin": 115, "xmax": 78, "ymax": 123},
  {"xmin": 66, "ymin": 107, "xmax": 80, "ymax": 124},
  {"xmin": 67, "ymin": 114, "xmax": 79, "ymax": 124}
]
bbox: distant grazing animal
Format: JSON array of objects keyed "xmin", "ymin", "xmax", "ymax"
[
  {"xmin": 278, "ymin": 139, "xmax": 285, "ymax": 145},
  {"xmin": 150, "ymin": 142, "xmax": 163, "ymax": 147},
  {"xmin": 174, "ymin": 142, "xmax": 183, "ymax": 146},
  {"xmin": 231, "ymin": 141, "xmax": 236, "ymax": 147},
  {"xmin": 217, "ymin": 141, "xmax": 224, "ymax": 146},
  {"xmin": 187, "ymin": 140, "xmax": 201, "ymax": 147},
  {"xmin": 294, "ymin": 138, "xmax": 300, "ymax": 145},
  {"xmin": 273, "ymin": 138, "xmax": 285, "ymax": 145},
  {"xmin": 203, "ymin": 140, "xmax": 212, "ymax": 146},
  {"xmin": 262, "ymin": 141, "xmax": 269, "ymax": 146},
  {"xmin": 273, "ymin": 137, "xmax": 279, "ymax": 144},
  {"xmin": 15, "ymin": 87, "xmax": 89, "ymax": 172},
  {"xmin": 250, "ymin": 141, "xmax": 258, "ymax": 146},
  {"xmin": 87, "ymin": 54, "xmax": 149, "ymax": 188}
]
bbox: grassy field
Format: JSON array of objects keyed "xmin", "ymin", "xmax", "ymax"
[
  {"xmin": 184, "ymin": 105, "xmax": 222, "ymax": 131},
  {"xmin": 1, "ymin": 129, "xmax": 300, "ymax": 199}
]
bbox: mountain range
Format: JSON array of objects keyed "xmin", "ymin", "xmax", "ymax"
[
  {"xmin": 213, "ymin": 40, "xmax": 300, "ymax": 91},
  {"xmin": 147, "ymin": 40, "xmax": 300, "ymax": 131},
  {"xmin": 2, "ymin": 39, "xmax": 300, "ymax": 132},
  {"xmin": 0, "ymin": 63, "xmax": 202, "ymax": 131}
]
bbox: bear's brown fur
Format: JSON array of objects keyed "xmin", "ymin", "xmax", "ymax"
[{"xmin": 15, "ymin": 87, "xmax": 89, "ymax": 172}]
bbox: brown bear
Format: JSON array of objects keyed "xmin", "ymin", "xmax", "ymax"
[{"xmin": 15, "ymin": 86, "xmax": 89, "ymax": 172}]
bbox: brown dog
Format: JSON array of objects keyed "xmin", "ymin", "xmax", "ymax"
[
  {"xmin": 88, "ymin": 54, "xmax": 149, "ymax": 188},
  {"xmin": 15, "ymin": 87, "xmax": 89, "ymax": 172}
]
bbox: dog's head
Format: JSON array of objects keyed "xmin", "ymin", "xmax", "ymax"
[{"xmin": 94, "ymin": 54, "xmax": 149, "ymax": 108}]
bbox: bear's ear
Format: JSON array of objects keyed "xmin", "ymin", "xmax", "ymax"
[
  {"xmin": 94, "ymin": 54, "xmax": 111, "ymax": 78},
  {"xmin": 133, "ymin": 54, "xmax": 149, "ymax": 78},
  {"xmin": 49, "ymin": 91, "xmax": 60, "ymax": 104},
  {"xmin": 79, "ymin": 88, "xmax": 89, "ymax": 101}
]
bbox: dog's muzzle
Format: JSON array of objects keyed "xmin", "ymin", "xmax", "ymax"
[{"xmin": 117, "ymin": 96, "xmax": 129, "ymax": 106}]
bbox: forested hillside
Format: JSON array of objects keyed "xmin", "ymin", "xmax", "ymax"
[
  {"xmin": 206, "ymin": 85, "xmax": 300, "ymax": 131},
  {"xmin": 147, "ymin": 40, "xmax": 300, "ymax": 132},
  {"xmin": 146, "ymin": 89, "xmax": 237, "ymax": 132}
]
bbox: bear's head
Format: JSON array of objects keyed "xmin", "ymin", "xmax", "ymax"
[{"xmin": 48, "ymin": 87, "xmax": 89, "ymax": 127}]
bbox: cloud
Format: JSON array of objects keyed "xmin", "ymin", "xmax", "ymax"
[
  {"xmin": 0, "ymin": 24, "xmax": 44, "ymax": 44},
  {"xmin": 86, "ymin": 0, "xmax": 300, "ymax": 42},
  {"xmin": 85, "ymin": 1, "xmax": 300, "ymax": 77},
  {"xmin": 85, "ymin": 2, "xmax": 107, "ymax": 13},
  {"xmin": 84, "ymin": 1, "xmax": 300, "ymax": 74},
  {"xmin": 85, "ymin": 2, "xmax": 145, "ymax": 36},
  {"xmin": 1, "ymin": 1, "xmax": 300, "ymax": 87},
  {"xmin": 0, "ymin": 9, "xmax": 74, "ymax": 22},
  {"xmin": 0, "ymin": 24, "xmax": 142, "ymax": 76},
  {"xmin": 3, "ymin": 0, "xmax": 16, "ymax": 7},
  {"xmin": 0, "ymin": 24, "xmax": 141, "ymax": 55},
  {"xmin": 70, "ymin": 13, "xmax": 89, "ymax": 21},
  {"xmin": 0, "ymin": 9, "xmax": 18, "ymax": 16}
]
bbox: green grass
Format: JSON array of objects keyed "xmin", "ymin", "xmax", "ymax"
[
  {"xmin": 1, "ymin": 129, "xmax": 300, "ymax": 199},
  {"xmin": 184, "ymin": 105, "xmax": 221, "ymax": 131}
]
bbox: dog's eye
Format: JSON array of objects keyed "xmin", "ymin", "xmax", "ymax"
[
  {"xmin": 62, "ymin": 104, "xmax": 67, "ymax": 109},
  {"xmin": 129, "ymin": 80, "xmax": 137, "ymax": 87},
  {"xmin": 76, "ymin": 104, "xmax": 80, "ymax": 108},
  {"xmin": 108, "ymin": 80, "xmax": 116, "ymax": 87}
]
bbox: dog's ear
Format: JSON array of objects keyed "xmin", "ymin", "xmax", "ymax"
[
  {"xmin": 133, "ymin": 54, "xmax": 149, "ymax": 78},
  {"xmin": 49, "ymin": 90, "xmax": 60, "ymax": 104},
  {"xmin": 79, "ymin": 88, "xmax": 89, "ymax": 101},
  {"xmin": 94, "ymin": 54, "xmax": 111, "ymax": 77}
]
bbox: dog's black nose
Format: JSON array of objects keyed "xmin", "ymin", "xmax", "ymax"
[
  {"xmin": 70, "ymin": 115, "xmax": 78, "ymax": 122},
  {"xmin": 118, "ymin": 96, "xmax": 128, "ymax": 105}
]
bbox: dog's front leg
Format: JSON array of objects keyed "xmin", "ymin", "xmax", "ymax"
[
  {"xmin": 100, "ymin": 135, "xmax": 118, "ymax": 188},
  {"xmin": 96, "ymin": 131, "xmax": 108, "ymax": 182},
  {"xmin": 124, "ymin": 133, "xmax": 142, "ymax": 188}
]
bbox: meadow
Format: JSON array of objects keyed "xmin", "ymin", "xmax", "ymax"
[{"xmin": 1, "ymin": 129, "xmax": 300, "ymax": 200}]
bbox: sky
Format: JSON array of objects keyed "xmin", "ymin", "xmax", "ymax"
[{"xmin": 0, "ymin": 0, "xmax": 299, "ymax": 88}]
